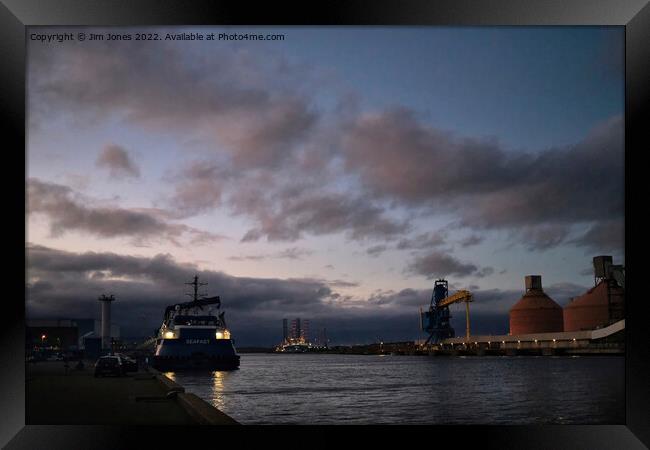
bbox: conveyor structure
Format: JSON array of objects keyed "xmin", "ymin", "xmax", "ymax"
[{"xmin": 420, "ymin": 279, "xmax": 473, "ymax": 344}]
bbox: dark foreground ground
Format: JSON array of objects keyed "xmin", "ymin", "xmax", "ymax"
[{"xmin": 26, "ymin": 360, "xmax": 238, "ymax": 425}]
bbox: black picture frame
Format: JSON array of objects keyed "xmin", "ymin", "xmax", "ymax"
[{"xmin": 3, "ymin": 0, "xmax": 648, "ymax": 447}]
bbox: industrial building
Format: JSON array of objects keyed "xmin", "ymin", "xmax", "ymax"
[
  {"xmin": 26, "ymin": 318, "xmax": 120, "ymax": 351},
  {"xmin": 26, "ymin": 294, "xmax": 121, "ymax": 357},
  {"xmin": 506, "ymin": 256, "xmax": 625, "ymax": 337},
  {"xmin": 509, "ymin": 275, "xmax": 564, "ymax": 335},
  {"xmin": 26, "ymin": 319, "xmax": 80, "ymax": 350},
  {"xmin": 75, "ymin": 318, "xmax": 121, "ymax": 348},
  {"xmin": 422, "ymin": 255, "xmax": 625, "ymax": 355},
  {"xmin": 563, "ymin": 255, "xmax": 625, "ymax": 331}
]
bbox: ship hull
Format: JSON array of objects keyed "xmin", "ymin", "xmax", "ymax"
[
  {"xmin": 153, "ymin": 354, "xmax": 240, "ymax": 371},
  {"xmin": 153, "ymin": 336, "xmax": 240, "ymax": 371}
]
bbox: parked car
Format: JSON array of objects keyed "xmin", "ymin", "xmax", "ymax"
[
  {"xmin": 46, "ymin": 353, "xmax": 64, "ymax": 361},
  {"xmin": 113, "ymin": 353, "xmax": 138, "ymax": 372},
  {"xmin": 94, "ymin": 356, "xmax": 125, "ymax": 377}
]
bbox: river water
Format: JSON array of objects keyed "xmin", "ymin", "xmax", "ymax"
[{"xmin": 164, "ymin": 353, "xmax": 624, "ymax": 425}]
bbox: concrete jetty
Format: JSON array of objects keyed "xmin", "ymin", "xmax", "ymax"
[{"xmin": 26, "ymin": 360, "xmax": 239, "ymax": 425}]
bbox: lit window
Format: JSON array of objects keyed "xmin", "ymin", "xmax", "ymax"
[{"xmin": 164, "ymin": 331, "xmax": 175, "ymax": 339}]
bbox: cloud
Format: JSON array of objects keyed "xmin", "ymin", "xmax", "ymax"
[
  {"xmin": 165, "ymin": 161, "xmax": 226, "ymax": 218},
  {"xmin": 27, "ymin": 178, "xmax": 226, "ymax": 245},
  {"xmin": 459, "ymin": 234, "xmax": 484, "ymax": 248},
  {"xmin": 366, "ymin": 245, "xmax": 388, "ymax": 257},
  {"xmin": 475, "ymin": 267, "xmax": 495, "ymax": 277},
  {"xmin": 405, "ymin": 251, "xmax": 493, "ymax": 279},
  {"xmin": 367, "ymin": 288, "xmax": 430, "ymax": 308},
  {"xmin": 396, "ymin": 232, "xmax": 447, "ymax": 250},
  {"xmin": 29, "ymin": 38, "xmax": 413, "ymax": 244},
  {"xmin": 579, "ymin": 266, "xmax": 594, "ymax": 277},
  {"xmin": 570, "ymin": 219, "xmax": 624, "ymax": 254},
  {"xmin": 543, "ymin": 282, "xmax": 592, "ymax": 306},
  {"xmin": 320, "ymin": 279, "xmax": 360, "ymax": 288},
  {"xmin": 28, "ymin": 34, "xmax": 623, "ymax": 256},
  {"xmin": 341, "ymin": 108, "xmax": 518, "ymax": 203},
  {"xmin": 517, "ymin": 224, "xmax": 573, "ymax": 251},
  {"xmin": 27, "ymin": 244, "xmax": 335, "ymax": 317},
  {"xmin": 29, "ymin": 39, "xmax": 318, "ymax": 170},
  {"xmin": 96, "ymin": 144, "xmax": 140, "ymax": 178},
  {"xmin": 235, "ymin": 191, "xmax": 410, "ymax": 242},
  {"xmin": 341, "ymin": 109, "xmax": 624, "ymax": 251},
  {"xmin": 228, "ymin": 247, "xmax": 313, "ymax": 261}
]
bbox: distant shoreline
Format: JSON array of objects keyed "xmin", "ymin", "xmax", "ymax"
[{"xmin": 236, "ymin": 347, "xmax": 624, "ymax": 357}]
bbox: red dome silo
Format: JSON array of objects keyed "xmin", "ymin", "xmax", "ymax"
[
  {"xmin": 563, "ymin": 280, "xmax": 624, "ymax": 331},
  {"xmin": 509, "ymin": 275, "xmax": 563, "ymax": 335}
]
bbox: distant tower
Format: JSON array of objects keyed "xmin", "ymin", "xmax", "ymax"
[
  {"xmin": 282, "ymin": 318, "xmax": 289, "ymax": 343},
  {"xmin": 98, "ymin": 294, "xmax": 116, "ymax": 349},
  {"xmin": 291, "ymin": 318, "xmax": 301, "ymax": 340},
  {"xmin": 301, "ymin": 319, "xmax": 310, "ymax": 343}
]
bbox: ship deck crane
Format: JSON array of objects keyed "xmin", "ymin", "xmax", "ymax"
[{"xmin": 420, "ymin": 279, "xmax": 474, "ymax": 345}]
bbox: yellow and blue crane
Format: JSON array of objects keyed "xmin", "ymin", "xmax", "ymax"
[{"xmin": 420, "ymin": 279, "xmax": 473, "ymax": 345}]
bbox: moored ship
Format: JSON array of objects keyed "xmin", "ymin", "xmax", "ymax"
[{"xmin": 153, "ymin": 275, "xmax": 240, "ymax": 371}]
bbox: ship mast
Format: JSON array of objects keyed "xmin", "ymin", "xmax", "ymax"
[{"xmin": 185, "ymin": 274, "xmax": 208, "ymax": 302}]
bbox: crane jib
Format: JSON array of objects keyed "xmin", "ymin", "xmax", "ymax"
[{"xmin": 437, "ymin": 290, "xmax": 473, "ymax": 308}]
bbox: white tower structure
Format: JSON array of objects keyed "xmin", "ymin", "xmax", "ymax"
[{"xmin": 98, "ymin": 294, "xmax": 116, "ymax": 349}]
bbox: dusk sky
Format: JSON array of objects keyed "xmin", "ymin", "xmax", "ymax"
[{"xmin": 26, "ymin": 27, "xmax": 624, "ymax": 345}]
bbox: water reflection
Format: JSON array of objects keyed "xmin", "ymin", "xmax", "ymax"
[{"xmin": 211, "ymin": 370, "xmax": 226, "ymax": 410}]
